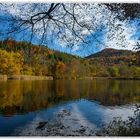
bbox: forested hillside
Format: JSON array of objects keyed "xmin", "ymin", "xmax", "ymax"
[
  {"xmin": 0, "ymin": 39, "xmax": 140, "ymax": 79},
  {"xmin": 86, "ymin": 48, "xmax": 139, "ymax": 66},
  {"xmin": 0, "ymin": 39, "xmax": 88, "ymax": 79},
  {"xmin": 85, "ymin": 48, "xmax": 140, "ymax": 78}
]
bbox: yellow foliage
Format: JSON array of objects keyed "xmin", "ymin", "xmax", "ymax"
[
  {"xmin": 0, "ymin": 50, "xmax": 23, "ymax": 75},
  {"xmin": 22, "ymin": 65, "xmax": 33, "ymax": 75},
  {"xmin": 56, "ymin": 61, "xmax": 65, "ymax": 72}
]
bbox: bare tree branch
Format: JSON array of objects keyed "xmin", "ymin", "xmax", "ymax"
[{"xmin": 0, "ymin": 3, "xmax": 137, "ymax": 51}]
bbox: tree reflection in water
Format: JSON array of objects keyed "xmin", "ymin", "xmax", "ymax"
[{"xmin": 0, "ymin": 79, "xmax": 140, "ymax": 116}]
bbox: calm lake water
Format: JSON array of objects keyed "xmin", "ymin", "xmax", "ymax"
[{"xmin": 0, "ymin": 79, "xmax": 140, "ymax": 136}]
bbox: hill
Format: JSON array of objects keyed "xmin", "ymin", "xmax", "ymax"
[
  {"xmin": 0, "ymin": 39, "xmax": 87, "ymax": 79},
  {"xmin": 86, "ymin": 48, "xmax": 134, "ymax": 58},
  {"xmin": 0, "ymin": 39, "xmax": 79, "ymax": 62},
  {"xmin": 86, "ymin": 48, "xmax": 139, "ymax": 66},
  {"xmin": 0, "ymin": 40, "xmax": 140, "ymax": 79}
]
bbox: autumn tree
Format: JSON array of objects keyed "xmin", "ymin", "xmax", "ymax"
[
  {"xmin": 52, "ymin": 61, "xmax": 66, "ymax": 78},
  {"xmin": 22, "ymin": 65, "xmax": 33, "ymax": 75},
  {"xmin": 0, "ymin": 50, "xmax": 23, "ymax": 75},
  {"xmin": 108, "ymin": 66, "xmax": 119, "ymax": 77}
]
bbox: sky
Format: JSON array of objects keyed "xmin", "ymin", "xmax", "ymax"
[
  {"xmin": 0, "ymin": 3, "xmax": 140, "ymax": 57},
  {"xmin": 35, "ymin": 18, "xmax": 140, "ymax": 57}
]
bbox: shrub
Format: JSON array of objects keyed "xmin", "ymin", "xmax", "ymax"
[{"xmin": 108, "ymin": 66, "xmax": 119, "ymax": 77}]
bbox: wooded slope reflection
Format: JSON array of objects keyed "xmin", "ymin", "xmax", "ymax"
[{"xmin": 0, "ymin": 79, "xmax": 140, "ymax": 116}]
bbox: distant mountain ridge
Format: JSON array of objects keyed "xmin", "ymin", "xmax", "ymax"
[
  {"xmin": 86, "ymin": 48, "xmax": 134, "ymax": 58},
  {"xmin": 85, "ymin": 48, "xmax": 139, "ymax": 66}
]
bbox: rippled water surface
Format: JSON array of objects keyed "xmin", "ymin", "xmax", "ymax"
[{"xmin": 0, "ymin": 79, "xmax": 140, "ymax": 136}]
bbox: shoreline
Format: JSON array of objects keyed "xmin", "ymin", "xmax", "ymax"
[
  {"xmin": 108, "ymin": 77, "xmax": 140, "ymax": 80},
  {"xmin": 80, "ymin": 76, "xmax": 140, "ymax": 80},
  {"xmin": 0, "ymin": 75, "xmax": 140, "ymax": 81},
  {"xmin": 0, "ymin": 75, "xmax": 53, "ymax": 81}
]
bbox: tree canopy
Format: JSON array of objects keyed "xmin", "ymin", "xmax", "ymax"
[{"xmin": 0, "ymin": 3, "xmax": 139, "ymax": 51}]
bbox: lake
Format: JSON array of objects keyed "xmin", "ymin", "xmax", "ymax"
[{"xmin": 0, "ymin": 79, "xmax": 140, "ymax": 136}]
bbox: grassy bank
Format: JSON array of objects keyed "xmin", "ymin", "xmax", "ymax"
[
  {"xmin": 0, "ymin": 75, "xmax": 7, "ymax": 80},
  {"xmin": 0, "ymin": 75, "xmax": 53, "ymax": 80},
  {"xmin": 109, "ymin": 77, "xmax": 140, "ymax": 80},
  {"xmin": 78, "ymin": 76, "xmax": 140, "ymax": 80},
  {"xmin": 0, "ymin": 74, "xmax": 140, "ymax": 81}
]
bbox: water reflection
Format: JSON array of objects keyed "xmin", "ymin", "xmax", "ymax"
[
  {"xmin": 0, "ymin": 79, "xmax": 140, "ymax": 116},
  {"xmin": 0, "ymin": 79, "xmax": 140, "ymax": 135}
]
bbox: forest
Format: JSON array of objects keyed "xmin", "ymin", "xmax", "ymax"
[{"xmin": 0, "ymin": 39, "xmax": 140, "ymax": 79}]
